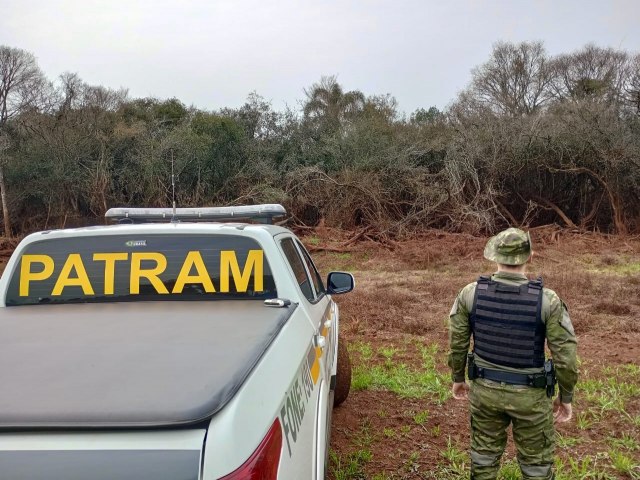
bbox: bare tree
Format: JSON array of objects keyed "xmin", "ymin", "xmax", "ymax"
[
  {"xmin": 550, "ymin": 44, "xmax": 629, "ymax": 103},
  {"xmin": 469, "ymin": 41, "xmax": 555, "ymax": 116},
  {"xmin": 625, "ymin": 54, "xmax": 640, "ymax": 114},
  {"xmin": 0, "ymin": 46, "xmax": 47, "ymax": 236}
]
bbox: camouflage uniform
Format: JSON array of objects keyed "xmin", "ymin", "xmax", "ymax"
[{"xmin": 448, "ymin": 229, "xmax": 578, "ymax": 480}]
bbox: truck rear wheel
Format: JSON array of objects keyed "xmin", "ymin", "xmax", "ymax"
[{"xmin": 333, "ymin": 335, "xmax": 351, "ymax": 407}]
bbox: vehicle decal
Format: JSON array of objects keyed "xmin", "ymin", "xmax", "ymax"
[
  {"xmin": 323, "ymin": 305, "xmax": 335, "ymax": 378},
  {"xmin": 279, "ymin": 343, "xmax": 317, "ymax": 457},
  {"xmin": 309, "ymin": 305, "xmax": 334, "ymax": 385},
  {"xmin": 125, "ymin": 240, "xmax": 147, "ymax": 247},
  {"xmin": 18, "ymin": 250, "xmax": 264, "ymax": 297}
]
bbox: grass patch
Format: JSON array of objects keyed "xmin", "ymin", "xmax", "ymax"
[
  {"xmin": 323, "ymin": 251, "xmax": 366, "ymax": 272},
  {"xmin": 587, "ymin": 257, "xmax": 640, "ymax": 275},
  {"xmin": 609, "ymin": 449, "xmax": 640, "ymax": 478},
  {"xmin": 371, "ymin": 473, "xmax": 392, "ymax": 480},
  {"xmin": 556, "ymin": 431, "xmax": 582, "ymax": 448},
  {"xmin": 559, "ymin": 454, "xmax": 619, "ymax": 480},
  {"xmin": 413, "ymin": 409, "xmax": 430, "ymax": 426},
  {"xmin": 330, "ymin": 421, "xmax": 376, "ymax": 480},
  {"xmin": 330, "ymin": 449, "xmax": 372, "ymax": 480},
  {"xmin": 431, "ymin": 437, "xmax": 468, "ymax": 479},
  {"xmin": 577, "ymin": 366, "xmax": 640, "ymax": 415},
  {"xmin": 497, "ymin": 460, "xmax": 522, "ymax": 479},
  {"xmin": 609, "ymin": 433, "xmax": 639, "ymax": 451},
  {"xmin": 306, "ymin": 235, "xmax": 321, "ymax": 246},
  {"xmin": 403, "ymin": 451, "xmax": 421, "ymax": 473},
  {"xmin": 351, "ymin": 343, "xmax": 450, "ymax": 402},
  {"xmin": 349, "ymin": 341, "xmax": 373, "ymax": 361}
]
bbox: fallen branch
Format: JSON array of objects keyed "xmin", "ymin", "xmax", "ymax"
[
  {"xmin": 533, "ymin": 196, "xmax": 578, "ymax": 229},
  {"xmin": 306, "ymin": 245, "xmax": 357, "ymax": 253},
  {"xmin": 343, "ymin": 227, "xmax": 371, "ymax": 247}
]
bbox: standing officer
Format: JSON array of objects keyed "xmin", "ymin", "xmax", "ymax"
[{"xmin": 448, "ymin": 228, "xmax": 577, "ymax": 480}]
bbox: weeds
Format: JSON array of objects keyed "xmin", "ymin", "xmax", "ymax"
[
  {"xmin": 403, "ymin": 451, "xmax": 421, "ymax": 473},
  {"xmin": 441, "ymin": 437, "xmax": 468, "ymax": 472},
  {"xmin": 330, "ymin": 421, "xmax": 376, "ymax": 480},
  {"xmin": 608, "ymin": 432, "xmax": 639, "ymax": 451},
  {"xmin": 371, "ymin": 474, "xmax": 392, "ymax": 480},
  {"xmin": 330, "ymin": 243, "xmax": 640, "ymax": 480},
  {"xmin": 307, "ymin": 235, "xmax": 321, "ymax": 246},
  {"xmin": 350, "ymin": 341, "xmax": 450, "ymax": 402},
  {"xmin": 383, "ymin": 427, "xmax": 395, "ymax": 438},
  {"xmin": 330, "ymin": 449, "xmax": 372, "ymax": 480},
  {"xmin": 609, "ymin": 449, "xmax": 640, "ymax": 478},
  {"xmin": 575, "ymin": 411, "xmax": 595, "ymax": 430},
  {"xmin": 556, "ymin": 431, "xmax": 582, "ymax": 448},
  {"xmin": 413, "ymin": 410, "xmax": 430, "ymax": 426},
  {"xmin": 497, "ymin": 460, "xmax": 521, "ymax": 479},
  {"xmin": 563, "ymin": 455, "xmax": 617, "ymax": 480}
]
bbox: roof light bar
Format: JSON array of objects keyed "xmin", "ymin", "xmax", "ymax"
[{"xmin": 105, "ymin": 204, "xmax": 287, "ymax": 224}]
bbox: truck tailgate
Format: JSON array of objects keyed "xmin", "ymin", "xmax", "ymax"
[{"xmin": 0, "ymin": 429, "xmax": 205, "ymax": 480}]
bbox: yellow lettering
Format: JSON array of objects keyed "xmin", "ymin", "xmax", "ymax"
[
  {"xmin": 172, "ymin": 251, "xmax": 216, "ymax": 293},
  {"xmin": 220, "ymin": 250, "xmax": 263, "ymax": 293},
  {"xmin": 130, "ymin": 252, "xmax": 168, "ymax": 294},
  {"xmin": 51, "ymin": 254, "xmax": 94, "ymax": 296},
  {"xmin": 93, "ymin": 253, "xmax": 128, "ymax": 295},
  {"xmin": 19, "ymin": 254, "xmax": 55, "ymax": 296}
]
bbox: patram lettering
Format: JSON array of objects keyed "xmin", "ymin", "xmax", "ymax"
[{"xmin": 18, "ymin": 250, "xmax": 264, "ymax": 297}]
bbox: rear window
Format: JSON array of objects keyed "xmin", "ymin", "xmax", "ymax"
[{"xmin": 6, "ymin": 234, "xmax": 276, "ymax": 306}]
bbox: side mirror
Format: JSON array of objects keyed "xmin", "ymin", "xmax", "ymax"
[{"xmin": 326, "ymin": 272, "xmax": 355, "ymax": 295}]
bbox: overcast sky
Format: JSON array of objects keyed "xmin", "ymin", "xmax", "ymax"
[{"xmin": 2, "ymin": 0, "xmax": 639, "ymax": 114}]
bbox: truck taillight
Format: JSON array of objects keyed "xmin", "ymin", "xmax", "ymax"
[{"xmin": 219, "ymin": 418, "xmax": 283, "ymax": 480}]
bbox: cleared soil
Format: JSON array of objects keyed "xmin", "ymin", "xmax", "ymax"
[
  {"xmin": 306, "ymin": 228, "xmax": 640, "ymax": 480},
  {"xmin": 1, "ymin": 230, "xmax": 638, "ymax": 478}
]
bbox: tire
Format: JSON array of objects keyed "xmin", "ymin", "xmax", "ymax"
[{"xmin": 333, "ymin": 335, "xmax": 351, "ymax": 407}]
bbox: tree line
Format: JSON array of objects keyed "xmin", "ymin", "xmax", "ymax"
[{"xmin": 1, "ymin": 41, "xmax": 639, "ymax": 237}]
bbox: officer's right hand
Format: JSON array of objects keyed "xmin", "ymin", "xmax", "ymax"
[
  {"xmin": 452, "ymin": 382, "xmax": 469, "ymax": 400},
  {"xmin": 553, "ymin": 397, "xmax": 573, "ymax": 423}
]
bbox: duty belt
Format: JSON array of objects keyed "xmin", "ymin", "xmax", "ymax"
[
  {"xmin": 475, "ymin": 366, "xmax": 547, "ymax": 388},
  {"xmin": 467, "ymin": 353, "xmax": 556, "ymax": 397}
]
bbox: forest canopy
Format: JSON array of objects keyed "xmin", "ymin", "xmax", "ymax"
[{"xmin": 0, "ymin": 41, "xmax": 639, "ymax": 236}]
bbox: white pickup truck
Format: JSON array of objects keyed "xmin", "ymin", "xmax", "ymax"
[{"xmin": 0, "ymin": 204, "xmax": 353, "ymax": 480}]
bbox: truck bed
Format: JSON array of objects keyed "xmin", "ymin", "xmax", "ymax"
[{"xmin": 0, "ymin": 300, "xmax": 296, "ymax": 428}]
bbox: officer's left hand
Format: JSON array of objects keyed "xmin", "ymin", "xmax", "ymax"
[
  {"xmin": 452, "ymin": 382, "xmax": 469, "ymax": 400},
  {"xmin": 553, "ymin": 397, "xmax": 573, "ymax": 423}
]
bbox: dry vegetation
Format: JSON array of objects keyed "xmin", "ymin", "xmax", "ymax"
[
  {"xmin": 1, "ymin": 42, "xmax": 640, "ymax": 238},
  {"xmin": 306, "ymin": 228, "xmax": 640, "ymax": 480}
]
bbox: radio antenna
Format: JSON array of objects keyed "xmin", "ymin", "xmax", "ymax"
[{"xmin": 171, "ymin": 150, "xmax": 177, "ymax": 222}]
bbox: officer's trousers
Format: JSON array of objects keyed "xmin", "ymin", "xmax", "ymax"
[{"xmin": 469, "ymin": 379, "xmax": 555, "ymax": 480}]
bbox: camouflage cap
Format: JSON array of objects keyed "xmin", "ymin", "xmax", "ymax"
[{"xmin": 483, "ymin": 228, "xmax": 532, "ymax": 265}]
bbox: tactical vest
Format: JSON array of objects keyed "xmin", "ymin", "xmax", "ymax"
[{"xmin": 470, "ymin": 276, "xmax": 545, "ymax": 369}]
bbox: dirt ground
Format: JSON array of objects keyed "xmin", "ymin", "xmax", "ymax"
[
  {"xmin": 0, "ymin": 230, "xmax": 638, "ymax": 478},
  {"xmin": 306, "ymin": 228, "xmax": 640, "ymax": 480}
]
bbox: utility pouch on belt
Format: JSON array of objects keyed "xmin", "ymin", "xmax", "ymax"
[
  {"xmin": 544, "ymin": 359, "xmax": 556, "ymax": 398},
  {"xmin": 467, "ymin": 353, "xmax": 478, "ymax": 381}
]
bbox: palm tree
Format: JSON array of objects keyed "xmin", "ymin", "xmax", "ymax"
[{"xmin": 303, "ymin": 76, "xmax": 365, "ymax": 129}]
